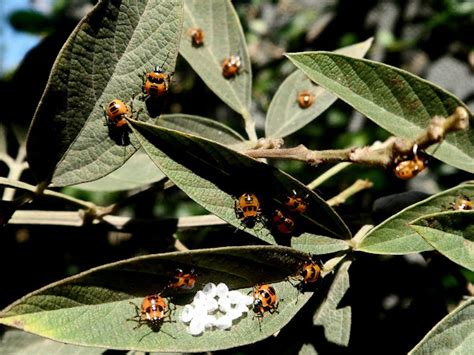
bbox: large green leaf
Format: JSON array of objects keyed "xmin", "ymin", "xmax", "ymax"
[
  {"xmin": 286, "ymin": 52, "xmax": 474, "ymax": 173},
  {"xmin": 357, "ymin": 183, "xmax": 474, "ymax": 254},
  {"xmin": 179, "ymin": 0, "xmax": 251, "ymax": 116},
  {"xmin": 0, "ymin": 329, "xmax": 104, "ymax": 354},
  {"xmin": 157, "ymin": 113, "xmax": 245, "ymax": 146},
  {"xmin": 71, "ymin": 150, "xmax": 165, "ymax": 192},
  {"xmin": 0, "ymin": 246, "xmax": 315, "ymax": 352},
  {"xmin": 313, "ymin": 260, "xmax": 352, "ymax": 346},
  {"xmin": 128, "ymin": 119, "xmax": 351, "ymax": 248},
  {"xmin": 292, "ymin": 234, "xmax": 350, "ymax": 255},
  {"xmin": 411, "ymin": 211, "xmax": 474, "ymax": 271},
  {"xmin": 409, "ymin": 297, "xmax": 474, "ymax": 355},
  {"xmin": 26, "ymin": 0, "xmax": 184, "ymax": 186},
  {"xmin": 71, "ymin": 114, "xmax": 246, "ymax": 192},
  {"xmin": 266, "ymin": 38, "xmax": 373, "ymax": 138}
]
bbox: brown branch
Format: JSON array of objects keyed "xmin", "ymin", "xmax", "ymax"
[
  {"xmin": 8, "ymin": 210, "xmax": 226, "ymax": 230},
  {"xmin": 326, "ymin": 179, "xmax": 374, "ymax": 207},
  {"xmin": 393, "ymin": 106, "xmax": 470, "ymax": 155},
  {"xmin": 245, "ymin": 107, "xmax": 470, "ymax": 168},
  {"xmin": 246, "ymin": 141, "xmax": 394, "ymax": 167}
]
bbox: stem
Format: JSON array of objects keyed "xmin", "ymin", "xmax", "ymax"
[
  {"xmin": 307, "ymin": 162, "xmax": 352, "ymax": 189},
  {"xmin": 244, "ymin": 107, "xmax": 469, "ymax": 168},
  {"xmin": 0, "ymin": 177, "xmax": 97, "ymax": 212},
  {"xmin": 246, "ymin": 143, "xmax": 393, "ymax": 167},
  {"xmin": 8, "ymin": 210, "xmax": 226, "ymax": 230},
  {"xmin": 241, "ymin": 109, "xmax": 258, "ymax": 142},
  {"xmin": 326, "ymin": 179, "xmax": 374, "ymax": 207},
  {"xmin": 393, "ymin": 106, "xmax": 470, "ymax": 155},
  {"xmin": 2, "ymin": 143, "xmax": 28, "ymax": 201},
  {"xmin": 322, "ymin": 253, "xmax": 348, "ymax": 276},
  {"xmin": 349, "ymin": 224, "xmax": 374, "ymax": 249}
]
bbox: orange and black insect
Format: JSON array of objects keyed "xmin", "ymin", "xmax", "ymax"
[
  {"xmin": 452, "ymin": 196, "xmax": 472, "ymax": 210},
  {"xmin": 393, "ymin": 144, "xmax": 428, "ymax": 180},
  {"xmin": 297, "ymin": 90, "xmax": 315, "ymax": 109},
  {"xmin": 189, "ymin": 27, "xmax": 204, "ymax": 46},
  {"xmin": 142, "ymin": 66, "xmax": 173, "ymax": 99},
  {"xmin": 103, "ymin": 99, "xmax": 133, "ymax": 146},
  {"xmin": 284, "ymin": 191, "xmax": 309, "ymax": 214},
  {"xmin": 296, "ymin": 260, "xmax": 321, "ymax": 291},
  {"xmin": 235, "ymin": 192, "xmax": 262, "ymax": 228},
  {"xmin": 104, "ymin": 99, "xmax": 129, "ymax": 128},
  {"xmin": 271, "ymin": 209, "xmax": 295, "ymax": 234},
  {"xmin": 130, "ymin": 294, "xmax": 170, "ymax": 331},
  {"xmin": 252, "ymin": 284, "xmax": 278, "ymax": 318},
  {"xmin": 222, "ymin": 55, "xmax": 241, "ymax": 79},
  {"xmin": 168, "ymin": 268, "xmax": 197, "ymax": 290}
]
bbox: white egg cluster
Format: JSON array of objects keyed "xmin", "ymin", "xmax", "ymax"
[{"xmin": 180, "ymin": 282, "xmax": 253, "ymax": 336}]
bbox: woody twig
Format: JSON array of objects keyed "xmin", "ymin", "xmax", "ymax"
[
  {"xmin": 245, "ymin": 107, "xmax": 470, "ymax": 168},
  {"xmin": 326, "ymin": 179, "xmax": 374, "ymax": 207}
]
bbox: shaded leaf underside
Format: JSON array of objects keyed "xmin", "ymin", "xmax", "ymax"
[{"xmin": 129, "ymin": 119, "xmax": 352, "ymax": 250}]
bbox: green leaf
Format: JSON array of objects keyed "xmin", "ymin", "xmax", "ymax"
[
  {"xmin": 411, "ymin": 211, "xmax": 474, "ymax": 271},
  {"xmin": 357, "ymin": 183, "xmax": 474, "ymax": 254},
  {"xmin": 286, "ymin": 52, "xmax": 474, "ymax": 173},
  {"xmin": 157, "ymin": 114, "xmax": 245, "ymax": 146},
  {"xmin": 179, "ymin": 0, "xmax": 251, "ymax": 116},
  {"xmin": 0, "ymin": 246, "xmax": 314, "ymax": 352},
  {"xmin": 71, "ymin": 150, "xmax": 166, "ymax": 192},
  {"xmin": 128, "ymin": 119, "xmax": 351, "ymax": 246},
  {"xmin": 313, "ymin": 260, "xmax": 352, "ymax": 346},
  {"xmin": 26, "ymin": 0, "xmax": 184, "ymax": 186},
  {"xmin": 299, "ymin": 343, "xmax": 318, "ymax": 355},
  {"xmin": 266, "ymin": 38, "xmax": 373, "ymax": 138},
  {"xmin": 292, "ymin": 234, "xmax": 350, "ymax": 255},
  {"xmin": 409, "ymin": 297, "xmax": 474, "ymax": 355},
  {"xmin": 72, "ymin": 114, "xmax": 247, "ymax": 192},
  {"xmin": 0, "ymin": 329, "xmax": 104, "ymax": 354}
]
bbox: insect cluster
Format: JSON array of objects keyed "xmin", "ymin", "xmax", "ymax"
[
  {"xmin": 103, "ymin": 27, "xmax": 247, "ymax": 145},
  {"xmin": 103, "ymin": 62, "xmax": 174, "ymax": 146},
  {"xmin": 130, "ymin": 254, "xmax": 323, "ymax": 336},
  {"xmin": 234, "ymin": 191, "xmax": 309, "ymax": 235},
  {"xmin": 130, "ymin": 268, "xmax": 197, "ymax": 332}
]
